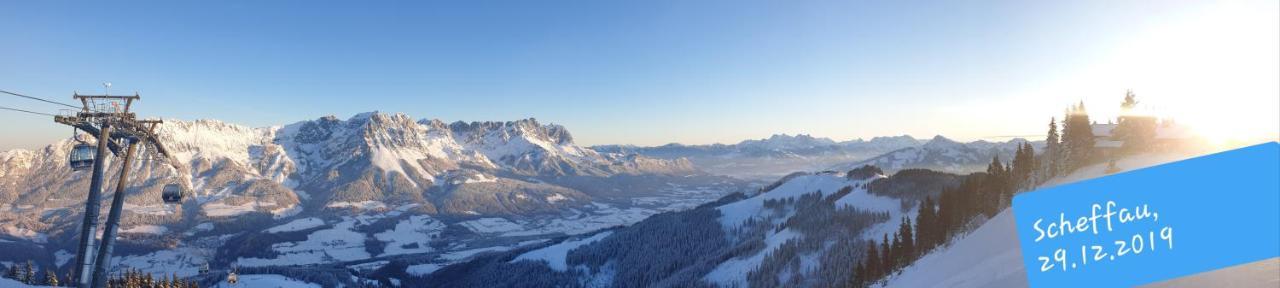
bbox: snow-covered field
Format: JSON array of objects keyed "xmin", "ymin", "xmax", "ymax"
[
  {"xmin": 511, "ymin": 231, "xmax": 612, "ymax": 271},
  {"xmin": 264, "ymin": 217, "xmax": 326, "ymax": 233},
  {"xmin": 238, "ymin": 218, "xmax": 369, "ymax": 267},
  {"xmin": 121, "ymin": 225, "xmax": 169, "ymax": 235},
  {"xmin": 213, "ymin": 274, "xmax": 321, "ymax": 288},
  {"xmin": 406, "ymin": 263, "xmax": 444, "ymax": 276},
  {"xmin": 111, "ymin": 247, "xmax": 209, "ymax": 278},
  {"xmin": 374, "ymin": 215, "xmax": 446, "ymax": 256}
]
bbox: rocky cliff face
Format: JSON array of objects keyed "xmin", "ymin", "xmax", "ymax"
[{"xmin": 0, "ymin": 112, "xmax": 701, "ymax": 243}]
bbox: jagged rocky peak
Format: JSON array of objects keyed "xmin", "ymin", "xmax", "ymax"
[{"xmin": 448, "ymin": 117, "xmax": 575, "ymax": 145}]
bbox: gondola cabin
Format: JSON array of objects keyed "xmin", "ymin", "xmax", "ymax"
[
  {"xmin": 69, "ymin": 143, "xmax": 96, "ymax": 171},
  {"xmin": 162, "ymin": 183, "xmax": 185, "ymax": 203}
]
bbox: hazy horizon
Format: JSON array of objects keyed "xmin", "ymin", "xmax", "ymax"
[{"xmin": 3, "ymin": 1, "xmax": 1277, "ymax": 150}]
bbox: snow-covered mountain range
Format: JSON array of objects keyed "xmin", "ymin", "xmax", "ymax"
[
  {"xmin": 595, "ymin": 134, "xmax": 1038, "ymax": 180},
  {"xmin": 593, "ymin": 134, "xmax": 920, "ymax": 180},
  {"xmin": 0, "ymin": 112, "xmax": 744, "ymax": 286},
  {"xmin": 0, "ymin": 112, "xmax": 704, "ymax": 220},
  {"xmin": 833, "ymin": 136, "xmax": 1042, "ymax": 174}
]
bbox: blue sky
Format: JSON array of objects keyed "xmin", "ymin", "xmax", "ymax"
[{"xmin": 2, "ymin": 1, "xmax": 1277, "ymax": 150}]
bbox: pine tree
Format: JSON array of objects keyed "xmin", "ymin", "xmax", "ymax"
[
  {"xmin": 22, "ymin": 260, "xmax": 34, "ymax": 284},
  {"xmin": 1115, "ymin": 90, "xmax": 1156, "ymax": 153},
  {"xmin": 900, "ymin": 217, "xmax": 915, "ymax": 261},
  {"xmin": 45, "ymin": 270, "xmax": 59, "ymax": 287},
  {"xmin": 1045, "ymin": 117, "xmax": 1060, "ymax": 179},
  {"xmin": 4, "ymin": 264, "xmax": 17, "ymax": 280},
  {"xmin": 864, "ymin": 241, "xmax": 881, "ymax": 283},
  {"xmin": 880, "ymin": 233, "xmax": 893, "ymax": 275},
  {"xmin": 915, "ymin": 197, "xmax": 937, "ymax": 252},
  {"xmin": 1061, "ymin": 102, "xmax": 1094, "ymax": 173}
]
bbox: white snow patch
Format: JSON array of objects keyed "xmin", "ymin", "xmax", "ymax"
[
  {"xmin": 54, "ymin": 250, "xmax": 73, "ymax": 267},
  {"xmin": 878, "ymin": 210, "xmax": 1025, "ymax": 288},
  {"xmin": 326, "ymin": 200, "xmax": 388, "ymax": 210},
  {"xmin": 458, "ymin": 218, "xmax": 524, "ymax": 234},
  {"xmin": 406, "ymin": 263, "xmax": 444, "ymax": 276},
  {"xmin": 265, "ymin": 217, "xmax": 326, "ymax": 233},
  {"xmin": 215, "ymin": 274, "xmax": 321, "ymax": 288},
  {"xmin": 705, "ymin": 228, "xmax": 802, "ymax": 286},
  {"xmin": 120, "ymin": 225, "xmax": 169, "ymax": 235},
  {"xmin": 110, "ymin": 248, "xmax": 207, "ymax": 278},
  {"xmin": 716, "ymin": 173, "xmax": 860, "ymax": 229},
  {"xmin": 545, "ymin": 193, "xmax": 568, "ymax": 203},
  {"xmin": 511, "ymin": 231, "xmax": 613, "ymax": 271},
  {"xmin": 238, "ymin": 218, "xmax": 369, "ymax": 267},
  {"xmin": 374, "ymin": 215, "xmax": 446, "ymax": 256},
  {"xmin": 202, "ymin": 201, "xmax": 257, "ymax": 217}
]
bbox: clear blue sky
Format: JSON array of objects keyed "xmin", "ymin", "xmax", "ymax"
[{"xmin": 2, "ymin": 1, "xmax": 1277, "ymax": 150}]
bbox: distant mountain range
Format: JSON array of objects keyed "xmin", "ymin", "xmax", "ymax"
[
  {"xmin": 593, "ymin": 134, "xmax": 1040, "ymax": 180},
  {"xmin": 0, "ymin": 112, "xmax": 708, "ymax": 222},
  {"xmin": 0, "ymin": 114, "xmax": 1042, "ymax": 285},
  {"xmin": 0, "ymin": 112, "xmax": 745, "ymax": 282}
]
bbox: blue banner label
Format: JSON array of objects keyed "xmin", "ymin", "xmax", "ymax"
[{"xmin": 1013, "ymin": 142, "xmax": 1280, "ymax": 288}]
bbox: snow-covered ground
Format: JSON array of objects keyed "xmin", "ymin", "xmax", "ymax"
[
  {"xmin": 406, "ymin": 263, "xmax": 444, "ymax": 276},
  {"xmin": 881, "ymin": 150, "xmax": 1233, "ymax": 288},
  {"xmin": 457, "ymin": 217, "xmax": 525, "ymax": 234},
  {"xmin": 111, "ymin": 247, "xmax": 209, "ymax": 278},
  {"xmin": 511, "ymin": 231, "xmax": 612, "ymax": 271},
  {"xmin": 878, "ymin": 209, "xmax": 1026, "ymax": 288},
  {"xmin": 374, "ymin": 215, "xmax": 445, "ymax": 256},
  {"xmin": 1142, "ymin": 257, "xmax": 1280, "ymax": 287},
  {"xmin": 238, "ymin": 218, "xmax": 369, "ymax": 267},
  {"xmin": 705, "ymin": 173, "xmax": 899, "ymax": 286},
  {"xmin": 0, "ymin": 277, "xmax": 51, "ymax": 287},
  {"xmin": 213, "ymin": 274, "xmax": 321, "ymax": 288},
  {"xmin": 264, "ymin": 217, "xmax": 325, "ymax": 233},
  {"xmin": 121, "ymin": 225, "xmax": 169, "ymax": 235},
  {"xmin": 704, "ymin": 228, "xmax": 802, "ymax": 286}
]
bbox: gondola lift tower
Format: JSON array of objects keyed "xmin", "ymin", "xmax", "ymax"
[{"xmin": 53, "ymin": 84, "xmax": 187, "ymax": 288}]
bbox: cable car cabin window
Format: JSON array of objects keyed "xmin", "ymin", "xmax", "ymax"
[
  {"xmin": 69, "ymin": 144, "xmax": 96, "ymax": 171},
  {"xmin": 162, "ymin": 184, "xmax": 185, "ymax": 203}
]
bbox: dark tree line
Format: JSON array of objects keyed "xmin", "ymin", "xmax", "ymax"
[
  {"xmin": 851, "ymin": 144, "xmax": 1037, "ymax": 287},
  {"xmin": 4, "ymin": 261, "xmax": 202, "ymax": 288},
  {"xmin": 105, "ymin": 269, "xmax": 199, "ymax": 288},
  {"xmin": 4, "ymin": 260, "xmax": 57, "ymax": 286}
]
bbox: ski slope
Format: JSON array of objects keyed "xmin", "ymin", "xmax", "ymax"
[{"xmin": 880, "ymin": 149, "xmax": 1236, "ymax": 288}]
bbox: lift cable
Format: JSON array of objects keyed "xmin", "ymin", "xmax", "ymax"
[
  {"xmin": 0, "ymin": 105, "xmax": 56, "ymax": 116},
  {"xmin": 1, "ymin": 89, "xmax": 82, "ymax": 109}
]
